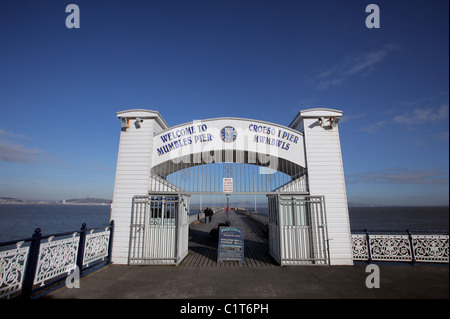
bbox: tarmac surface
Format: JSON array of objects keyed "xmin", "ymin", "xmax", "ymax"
[
  {"xmin": 47, "ymin": 263, "xmax": 448, "ymax": 299},
  {"xmin": 46, "ymin": 209, "xmax": 448, "ymax": 300}
]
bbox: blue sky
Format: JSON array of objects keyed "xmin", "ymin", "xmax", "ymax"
[{"xmin": 0, "ymin": 0, "xmax": 448, "ymax": 206}]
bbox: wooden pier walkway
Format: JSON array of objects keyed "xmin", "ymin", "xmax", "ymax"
[{"xmin": 180, "ymin": 209, "xmax": 277, "ymax": 267}]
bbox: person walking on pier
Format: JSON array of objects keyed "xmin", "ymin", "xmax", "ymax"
[{"xmin": 204, "ymin": 207, "xmax": 213, "ymax": 223}]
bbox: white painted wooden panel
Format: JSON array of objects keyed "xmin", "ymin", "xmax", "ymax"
[
  {"xmin": 110, "ymin": 113, "xmax": 157, "ymax": 264},
  {"xmin": 301, "ymin": 115, "xmax": 353, "ymax": 265},
  {"xmin": 269, "ymin": 223, "xmax": 280, "ymax": 264},
  {"xmin": 281, "ymin": 226, "xmax": 311, "ymax": 265},
  {"xmin": 143, "ymin": 225, "xmax": 176, "ymax": 263}
]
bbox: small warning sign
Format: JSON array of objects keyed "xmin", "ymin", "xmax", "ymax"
[{"xmin": 223, "ymin": 178, "xmax": 233, "ymax": 193}]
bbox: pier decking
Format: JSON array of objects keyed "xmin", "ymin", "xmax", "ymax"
[{"xmin": 181, "ymin": 209, "xmax": 276, "ymax": 267}]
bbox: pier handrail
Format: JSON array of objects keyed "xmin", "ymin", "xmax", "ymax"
[
  {"xmin": 352, "ymin": 229, "xmax": 449, "ymax": 264},
  {"xmin": 189, "ymin": 212, "xmax": 205, "ymax": 224},
  {"xmin": 0, "ymin": 220, "xmax": 115, "ymax": 299},
  {"xmin": 243, "ymin": 212, "xmax": 448, "ymax": 265}
]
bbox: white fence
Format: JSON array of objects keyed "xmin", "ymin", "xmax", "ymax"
[
  {"xmin": 245, "ymin": 212, "xmax": 449, "ymax": 265},
  {"xmin": 129, "ymin": 195, "xmax": 190, "ymax": 265},
  {"xmin": 246, "ymin": 211, "xmax": 269, "ymax": 225},
  {"xmin": 189, "ymin": 212, "xmax": 205, "ymax": 224},
  {"xmin": 0, "ymin": 221, "xmax": 114, "ymax": 299},
  {"xmin": 352, "ymin": 231, "xmax": 449, "ymax": 263}
]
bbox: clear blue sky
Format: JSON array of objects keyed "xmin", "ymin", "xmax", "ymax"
[{"xmin": 0, "ymin": 0, "xmax": 448, "ymax": 206}]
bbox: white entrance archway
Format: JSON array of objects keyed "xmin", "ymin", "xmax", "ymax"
[{"xmin": 110, "ymin": 108, "xmax": 353, "ymax": 265}]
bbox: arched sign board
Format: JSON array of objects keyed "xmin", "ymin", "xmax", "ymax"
[{"xmin": 151, "ymin": 118, "xmax": 306, "ymax": 175}]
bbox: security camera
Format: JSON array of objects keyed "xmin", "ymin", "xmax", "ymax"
[
  {"xmin": 329, "ymin": 117, "xmax": 340, "ymax": 128},
  {"xmin": 318, "ymin": 117, "xmax": 325, "ymax": 126},
  {"xmin": 134, "ymin": 117, "xmax": 143, "ymax": 128},
  {"xmin": 120, "ymin": 117, "xmax": 128, "ymax": 129}
]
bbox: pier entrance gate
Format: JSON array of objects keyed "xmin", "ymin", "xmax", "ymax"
[
  {"xmin": 129, "ymin": 195, "xmax": 190, "ymax": 265},
  {"xmin": 111, "ymin": 109, "xmax": 354, "ymax": 266}
]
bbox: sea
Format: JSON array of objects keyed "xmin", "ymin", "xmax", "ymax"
[
  {"xmin": 0, "ymin": 204, "xmax": 112, "ymax": 243},
  {"xmin": 0, "ymin": 204, "xmax": 448, "ymax": 243}
]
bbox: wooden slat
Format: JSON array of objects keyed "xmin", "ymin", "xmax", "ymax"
[{"xmin": 180, "ymin": 209, "xmax": 277, "ymax": 267}]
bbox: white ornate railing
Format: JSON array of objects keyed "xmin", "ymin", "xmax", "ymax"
[
  {"xmin": 34, "ymin": 234, "xmax": 80, "ymax": 286},
  {"xmin": 0, "ymin": 242, "xmax": 29, "ymax": 297},
  {"xmin": 412, "ymin": 235, "xmax": 449, "ymax": 262},
  {"xmin": 188, "ymin": 208, "xmax": 225, "ymax": 224},
  {"xmin": 0, "ymin": 221, "xmax": 114, "ymax": 299},
  {"xmin": 189, "ymin": 212, "xmax": 205, "ymax": 224},
  {"xmin": 352, "ymin": 231, "xmax": 449, "ymax": 263},
  {"xmin": 83, "ymin": 229, "xmax": 111, "ymax": 266},
  {"xmin": 246, "ymin": 211, "xmax": 269, "ymax": 226}
]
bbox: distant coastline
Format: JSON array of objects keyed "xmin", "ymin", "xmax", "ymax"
[
  {"xmin": 0, "ymin": 197, "xmax": 111, "ymax": 206},
  {"xmin": 2, "ymin": 196, "xmax": 447, "ymax": 207}
]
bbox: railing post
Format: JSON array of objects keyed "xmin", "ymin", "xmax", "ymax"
[
  {"xmin": 107, "ymin": 220, "xmax": 115, "ymax": 265},
  {"xmin": 21, "ymin": 228, "xmax": 42, "ymax": 299},
  {"xmin": 76, "ymin": 223, "xmax": 87, "ymax": 273},
  {"xmin": 364, "ymin": 229, "xmax": 372, "ymax": 263},
  {"xmin": 406, "ymin": 229, "xmax": 416, "ymax": 265}
]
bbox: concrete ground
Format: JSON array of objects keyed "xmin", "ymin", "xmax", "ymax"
[{"xmin": 46, "ymin": 263, "xmax": 448, "ymax": 299}]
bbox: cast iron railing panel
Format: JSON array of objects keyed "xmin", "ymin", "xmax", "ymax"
[
  {"xmin": 352, "ymin": 231, "xmax": 448, "ymax": 263},
  {"xmin": 0, "ymin": 221, "xmax": 114, "ymax": 299},
  {"xmin": 33, "ymin": 234, "xmax": 80, "ymax": 286},
  {"xmin": 0, "ymin": 242, "xmax": 29, "ymax": 297}
]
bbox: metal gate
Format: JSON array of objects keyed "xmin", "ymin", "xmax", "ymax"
[
  {"xmin": 268, "ymin": 195, "xmax": 329, "ymax": 265},
  {"xmin": 129, "ymin": 194, "xmax": 189, "ymax": 265}
]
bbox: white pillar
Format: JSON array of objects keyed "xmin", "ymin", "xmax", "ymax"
[
  {"xmin": 290, "ymin": 108, "xmax": 353, "ymax": 265},
  {"xmin": 110, "ymin": 109, "xmax": 168, "ymax": 264}
]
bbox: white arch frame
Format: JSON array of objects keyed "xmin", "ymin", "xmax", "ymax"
[{"xmin": 110, "ymin": 108, "xmax": 354, "ymax": 266}]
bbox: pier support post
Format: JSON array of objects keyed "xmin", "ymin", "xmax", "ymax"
[
  {"xmin": 76, "ymin": 223, "xmax": 87, "ymax": 272},
  {"xmin": 289, "ymin": 109, "xmax": 353, "ymax": 265},
  {"xmin": 21, "ymin": 228, "xmax": 41, "ymax": 299},
  {"xmin": 110, "ymin": 110, "xmax": 168, "ymax": 264}
]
